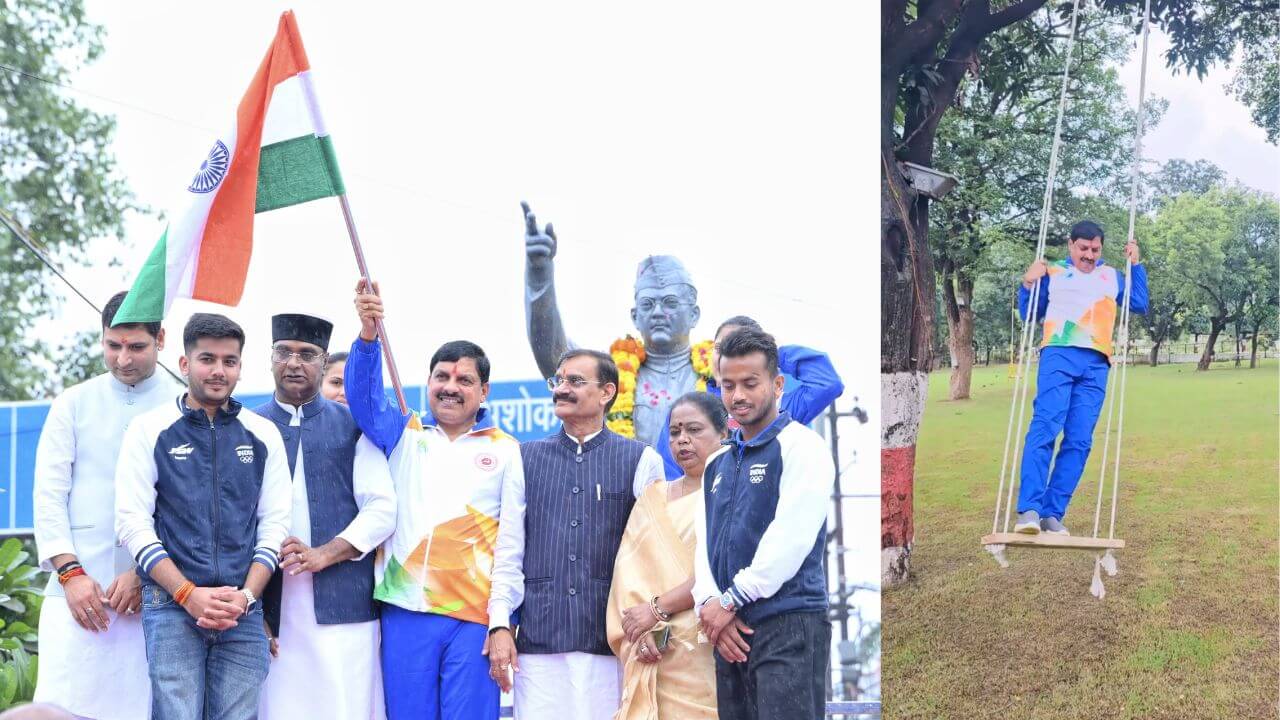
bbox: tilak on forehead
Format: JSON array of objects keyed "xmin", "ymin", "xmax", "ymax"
[
  {"xmin": 272, "ymin": 313, "xmax": 334, "ymax": 350},
  {"xmin": 634, "ymin": 255, "xmax": 696, "ymax": 296}
]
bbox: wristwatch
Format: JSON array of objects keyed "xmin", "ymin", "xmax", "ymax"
[
  {"xmin": 239, "ymin": 587, "xmax": 257, "ymax": 613},
  {"xmin": 718, "ymin": 590, "xmax": 737, "ymax": 612}
]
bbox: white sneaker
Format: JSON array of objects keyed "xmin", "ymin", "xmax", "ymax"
[
  {"xmin": 1040, "ymin": 517, "xmax": 1070, "ymax": 536},
  {"xmin": 1014, "ymin": 510, "xmax": 1041, "ymax": 534}
]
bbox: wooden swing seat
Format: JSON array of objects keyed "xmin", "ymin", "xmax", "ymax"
[{"xmin": 981, "ymin": 532, "xmax": 1125, "ymax": 550}]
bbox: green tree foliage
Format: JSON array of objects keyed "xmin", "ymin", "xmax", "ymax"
[
  {"xmin": 1151, "ymin": 158, "xmax": 1226, "ymax": 202},
  {"xmin": 1154, "ymin": 188, "xmax": 1279, "ymax": 370},
  {"xmin": 884, "ymin": 0, "xmax": 1279, "ymax": 372},
  {"xmin": 54, "ymin": 330, "xmax": 103, "ymax": 390},
  {"xmin": 1236, "ymin": 194, "xmax": 1280, "ymax": 366},
  {"xmin": 1228, "ymin": 40, "xmax": 1278, "ymax": 144},
  {"xmin": 0, "ymin": 539, "xmax": 44, "ymax": 710},
  {"xmin": 930, "ymin": 12, "xmax": 1155, "ymax": 397},
  {"xmin": 0, "ymin": 0, "xmax": 137, "ymax": 400}
]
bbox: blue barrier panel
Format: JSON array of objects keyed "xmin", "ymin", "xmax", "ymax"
[
  {"xmin": 1, "ymin": 407, "xmax": 12, "ymax": 532},
  {"xmin": 14, "ymin": 404, "xmax": 50, "ymax": 531}
]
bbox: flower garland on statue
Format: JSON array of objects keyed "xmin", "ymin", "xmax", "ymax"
[{"xmin": 607, "ymin": 335, "xmax": 716, "ymax": 438}]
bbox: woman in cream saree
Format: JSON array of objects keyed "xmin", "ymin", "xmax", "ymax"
[{"xmin": 607, "ymin": 392, "xmax": 727, "ymax": 719}]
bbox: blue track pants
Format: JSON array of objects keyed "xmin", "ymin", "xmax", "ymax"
[
  {"xmin": 1017, "ymin": 346, "xmax": 1110, "ymax": 520},
  {"xmin": 381, "ymin": 605, "xmax": 498, "ymax": 720}
]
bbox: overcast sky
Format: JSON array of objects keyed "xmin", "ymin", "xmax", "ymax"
[{"xmin": 1115, "ymin": 27, "xmax": 1279, "ymax": 195}]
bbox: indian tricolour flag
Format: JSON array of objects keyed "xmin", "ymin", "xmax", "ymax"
[{"xmin": 113, "ymin": 11, "xmax": 343, "ymax": 324}]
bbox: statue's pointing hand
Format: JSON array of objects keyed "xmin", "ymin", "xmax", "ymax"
[{"xmin": 522, "ymin": 201, "xmax": 557, "ymax": 289}]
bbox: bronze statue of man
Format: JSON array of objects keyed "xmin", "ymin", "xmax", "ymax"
[{"xmin": 522, "ymin": 202, "xmax": 701, "ymax": 448}]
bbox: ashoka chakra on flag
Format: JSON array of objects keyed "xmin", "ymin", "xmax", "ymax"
[{"xmin": 188, "ymin": 140, "xmax": 230, "ymax": 193}]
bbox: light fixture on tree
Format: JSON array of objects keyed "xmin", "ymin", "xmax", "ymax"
[{"xmin": 900, "ymin": 161, "xmax": 959, "ymax": 200}]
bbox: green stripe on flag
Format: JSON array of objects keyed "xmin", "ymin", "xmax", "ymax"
[
  {"xmin": 255, "ymin": 134, "xmax": 346, "ymax": 213},
  {"xmin": 113, "ymin": 227, "xmax": 169, "ymax": 325}
]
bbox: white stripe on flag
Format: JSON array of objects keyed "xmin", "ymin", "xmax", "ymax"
[
  {"xmin": 259, "ymin": 74, "xmax": 319, "ymax": 147},
  {"xmin": 167, "ymin": 123, "xmax": 239, "ymax": 306}
]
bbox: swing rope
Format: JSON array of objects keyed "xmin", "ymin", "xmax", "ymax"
[
  {"xmin": 989, "ymin": 0, "xmax": 1084, "ymax": 544},
  {"xmin": 1087, "ymin": 0, "xmax": 1153, "ymax": 597},
  {"xmin": 987, "ymin": 0, "xmax": 1154, "ymax": 597}
]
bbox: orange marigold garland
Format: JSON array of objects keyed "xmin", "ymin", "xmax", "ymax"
[
  {"xmin": 690, "ymin": 340, "xmax": 714, "ymax": 392},
  {"xmin": 607, "ymin": 335, "xmax": 715, "ymax": 438}
]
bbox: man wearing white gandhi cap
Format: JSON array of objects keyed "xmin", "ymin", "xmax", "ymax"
[{"xmin": 523, "ymin": 201, "xmax": 703, "ymax": 450}]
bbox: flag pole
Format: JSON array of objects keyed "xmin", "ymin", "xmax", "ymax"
[
  {"xmin": 284, "ymin": 14, "xmax": 412, "ymax": 417},
  {"xmin": 335, "ymin": 194, "xmax": 413, "ymax": 416}
]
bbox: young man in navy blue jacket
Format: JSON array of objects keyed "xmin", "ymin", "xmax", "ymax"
[
  {"xmin": 693, "ymin": 327, "xmax": 835, "ymax": 720},
  {"xmin": 116, "ymin": 313, "xmax": 292, "ymax": 720}
]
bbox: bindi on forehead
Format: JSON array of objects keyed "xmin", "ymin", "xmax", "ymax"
[
  {"xmin": 435, "ymin": 360, "xmax": 479, "ymax": 381},
  {"xmin": 105, "ymin": 328, "xmax": 152, "ymax": 344},
  {"xmin": 559, "ymin": 358, "xmax": 598, "ymax": 381}
]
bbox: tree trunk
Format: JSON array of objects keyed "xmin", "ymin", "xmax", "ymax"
[
  {"xmin": 1149, "ymin": 340, "xmax": 1161, "ymax": 367},
  {"xmin": 880, "ymin": 148, "xmax": 934, "ymax": 589},
  {"xmin": 1234, "ymin": 322, "xmax": 1242, "ymax": 367},
  {"xmin": 945, "ymin": 275, "xmax": 975, "ymax": 400},
  {"xmin": 1197, "ymin": 318, "xmax": 1226, "ymax": 371},
  {"xmin": 878, "ymin": 1, "xmax": 1047, "ymax": 589},
  {"xmin": 1250, "ymin": 326, "xmax": 1260, "ymax": 369}
]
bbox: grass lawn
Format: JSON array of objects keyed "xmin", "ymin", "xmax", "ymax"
[{"xmin": 883, "ymin": 360, "xmax": 1278, "ymax": 720}]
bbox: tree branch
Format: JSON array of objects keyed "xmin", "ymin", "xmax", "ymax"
[
  {"xmin": 975, "ymin": 0, "xmax": 1051, "ymax": 37},
  {"xmin": 886, "ymin": 0, "xmax": 965, "ymax": 74}
]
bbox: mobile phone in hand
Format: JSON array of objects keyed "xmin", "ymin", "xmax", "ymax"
[{"xmin": 652, "ymin": 625, "xmax": 671, "ymax": 651}]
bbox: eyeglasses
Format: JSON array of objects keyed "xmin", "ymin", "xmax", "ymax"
[
  {"xmin": 636, "ymin": 296, "xmax": 692, "ymax": 314},
  {"xmin": 547, "ymin": 375, "xmax": 603, "ymax": 391},
  {"xmin": 271, "ymin": 348, "xmax": 325, "ymax": 365}
]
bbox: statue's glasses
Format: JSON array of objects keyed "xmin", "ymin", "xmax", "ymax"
[
  {"xmin": 547, "ymin": 375, "xmax": 603, "ymax": 391},
  {"xmin": 271, "ymin": 348, "xmax": 326, "ymax": 365},
  {"xmin": 635, "ymin": 296, "xmax": 692, "ymax": 314}
]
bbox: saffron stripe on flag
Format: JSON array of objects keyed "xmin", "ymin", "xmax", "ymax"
[{"xmin": 255, "ymin": 134, "xmax": 346, "ymax": 213}]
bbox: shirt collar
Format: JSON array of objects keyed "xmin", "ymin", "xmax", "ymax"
[
  {"xmin": 107, "ymin": 368, "xmax": 164, "ymax": 395},
  {"xmin": 273, "ymin": 393, "xmax": 325, "ymax": 420}
]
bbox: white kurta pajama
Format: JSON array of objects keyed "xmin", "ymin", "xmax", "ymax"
[
  {"xmin": 488, "ymin": 431, "xmax": 664, "ymax": 720},
  {"xmin": 259, "ymin": 401, "xmax": 396, "ymax": 720},
  {"xmin": 33, "ymin": 370, "xmax": 180, "ymax": 720}
]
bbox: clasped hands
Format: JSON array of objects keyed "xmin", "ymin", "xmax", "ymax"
[
  {"xmin": 64, "ymin": 570, "xmax": 141, "ymax": 633},
  {"xmin": 698, "ymin": 601, "xmax": 755, "ymax": 664},
  {"xmin": 189, "ymin": 586, "xmax": 249, "ymax": 631}
]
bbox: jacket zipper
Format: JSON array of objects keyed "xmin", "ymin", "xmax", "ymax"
[
  {"xmin": 210, "ymin": 417, "xmax": 221, "ymax": 584},
  {"xmin": 715, "ymin": 442, "xmax": 748, "ymax": 589}
]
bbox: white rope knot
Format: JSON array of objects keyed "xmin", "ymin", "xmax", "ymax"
[
  {"xmin": 1089, "ymin": 555, "xmax": 1106, "ymax": 599},
  {"xmin": 1100, "ymin": 548, "xmax": 1118, "ymax": 576},
  {"xmin": 984, "ymin": 544, "xmax": 1009, "ymax": 569}
]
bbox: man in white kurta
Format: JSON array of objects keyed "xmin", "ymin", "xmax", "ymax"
[
  {"xmin": 254, "ymin": 314, "xmax": 396, "ymax": 720},
  {"xmin": 32, "ymin": 292, "xmax": 180, "ymax": 720}
]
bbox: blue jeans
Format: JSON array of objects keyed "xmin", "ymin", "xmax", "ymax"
[
  {"xmin": 380, "ymin": 604, "xmax": 498, "ymax": 720},
  {"xmin": 1017, "ymin": 346, "xmax": 1110, "ymax": 520},
  {"xmin": 141, "ymin": 584, "xmax": 270, "ymax": 720}
]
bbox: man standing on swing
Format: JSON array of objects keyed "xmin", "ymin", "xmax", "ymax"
[{"xmin": 1014, "ymin": 220, "xmax": 1149, "ymax": 535}]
